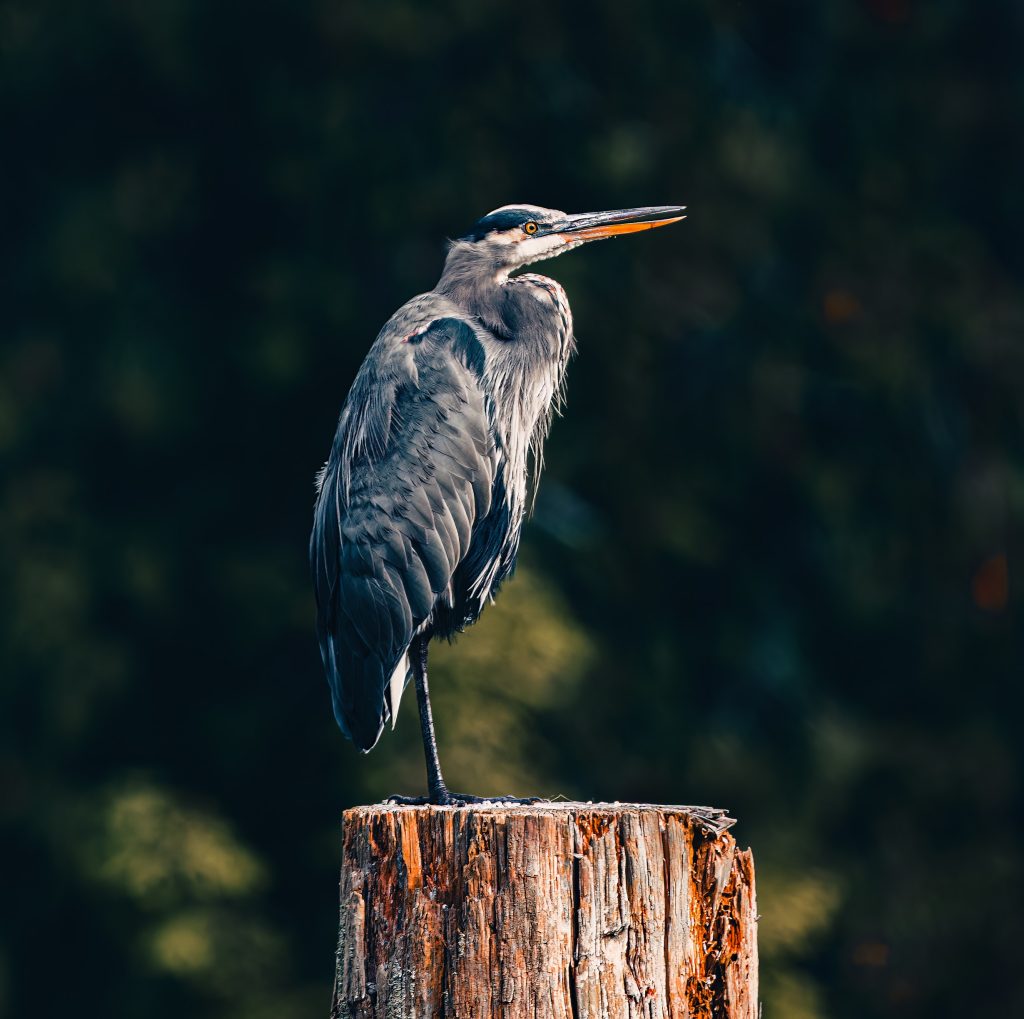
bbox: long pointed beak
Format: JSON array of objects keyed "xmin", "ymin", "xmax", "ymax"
[{"xmin": 557, "ymin": 205, "xmax": 687, "ymax": 242}]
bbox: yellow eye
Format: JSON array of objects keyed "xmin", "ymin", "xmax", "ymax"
[{"xmin": 524, "ymin": 221, "xmax": 538, "ymax": 235}]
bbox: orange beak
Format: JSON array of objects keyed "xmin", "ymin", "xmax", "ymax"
[{"xmin": 557, "ymin": 205, "xmax": 687, "ymax": 243}]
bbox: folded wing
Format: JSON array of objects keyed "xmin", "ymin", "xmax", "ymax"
[{"xmin": 310, "ymin": 317, "xmax": 496, "ymax": 751}]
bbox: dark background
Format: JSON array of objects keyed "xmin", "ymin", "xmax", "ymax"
[{"xmin": 2, "ymin": 2, "xmax": 1022, "ymax": 1016}]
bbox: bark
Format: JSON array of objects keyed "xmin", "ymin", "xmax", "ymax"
[{"xmin": 331, "ymin": 802, "xmax": 757, "ymax": 1019}]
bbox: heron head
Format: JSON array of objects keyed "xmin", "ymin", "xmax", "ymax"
[{"xmin": 452, "ymin": 203, "xmax": 687, "ymax": 272}]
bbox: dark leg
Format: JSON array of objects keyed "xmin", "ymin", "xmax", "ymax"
[
  {"xmin": 413, "ymin": 634, "xmax": 450, "ymax": 804},
  {"xmin": 386, "ymin": 634, "xmax": 452, "ymax": 805},
  {"xmin": 387, "ymin": 634, "xmax": 539, "ymax": 807}
]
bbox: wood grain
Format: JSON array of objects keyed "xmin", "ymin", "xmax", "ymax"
[{"xmin": 331, "ymin": 802, "xmax": 757, "ymax": 1018}]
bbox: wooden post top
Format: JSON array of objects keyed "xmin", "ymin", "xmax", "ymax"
[
  {"xmin": 334, "ymin": 800, "xmax": 757, "ymax": 1018},
  {"xmin": 345, "ymin": 800, "xmax": 735, "ymax": 824},
  {"xmin": 342, "ymin": 802, "xmax": 740, "ymax": 857}
]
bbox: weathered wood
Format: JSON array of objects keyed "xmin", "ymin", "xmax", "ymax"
[{"xmin": 331, "ymin": 802, "xmax": 757, "ymax": 1018}]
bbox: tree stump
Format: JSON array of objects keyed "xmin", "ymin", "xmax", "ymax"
[{"xmin": 331, "ymin": 802, "xmax": 757, "ymax": 1018}]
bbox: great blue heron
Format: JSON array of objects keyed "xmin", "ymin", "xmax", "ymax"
[{"xmin": 311, "ymin": 203, "xmax": 686, "ymax": 804}]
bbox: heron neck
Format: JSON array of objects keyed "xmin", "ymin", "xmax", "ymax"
[{"xmin": 436, "ymin": 245, "xmax": 514, "ymax": 336}]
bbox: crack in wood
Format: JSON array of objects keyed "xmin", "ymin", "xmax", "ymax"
[{"xmin": 569, "ymin": 824, "xmax": 581, "ymax": 1019}]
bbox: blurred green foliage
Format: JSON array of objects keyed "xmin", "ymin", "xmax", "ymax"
[{"xmin": 1, "ymin": 1, "xmax": 1021, "ymax": 1017}]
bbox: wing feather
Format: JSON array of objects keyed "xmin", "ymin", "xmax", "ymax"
[{"xmin": 310, "ymin": 317, "xmax": 497, "ymax": 750}]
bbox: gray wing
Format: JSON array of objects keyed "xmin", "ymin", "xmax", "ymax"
[{"xmin": 310, "ymin": 317, "xmax": 495, "ymax": 751}]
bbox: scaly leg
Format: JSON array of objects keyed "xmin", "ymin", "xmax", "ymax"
[
  {"xmin": 387, "ymin": 634, "xmax": 538, "ymax": 807},
  {"xmin": 414, "ymin": 633, "xmax": 449, "ymax": 803}
]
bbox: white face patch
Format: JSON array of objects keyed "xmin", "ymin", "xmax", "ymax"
[{"xmin": 514, "ymin": 232, "xmax": 570, "ymax": 263}]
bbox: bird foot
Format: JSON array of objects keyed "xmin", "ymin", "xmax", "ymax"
[
  {"xmin": 439, "ymin": 791, "xmax": 543, "ymax": 806},
  {"xmin": 385, "ymin": 790, "xmax": 542, "ymax": 807}
]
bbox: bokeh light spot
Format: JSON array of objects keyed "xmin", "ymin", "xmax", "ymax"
[
  {"xmin": 971, "ymin": 554, "xmax": 1009, "ymax": 612},
  {"xmin": 823, "ymin": 290, "xmax": 863, "ymax": 324}
]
